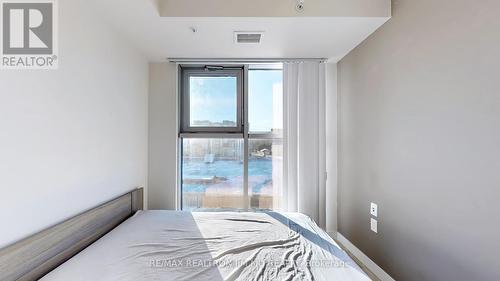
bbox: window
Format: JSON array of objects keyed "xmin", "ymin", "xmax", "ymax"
[
  {"xmin": 181, "ymin": 68, "xmax": 242, "ymax": 132},
  {"xmin": 180, "ymin": 65, "xmax": 283, "ymax": 210},
  {"xmin": 182, "ymin": 138, "xmax": 244, "ymax": 210},
  {"xmin": 248, "ymin": 138, "xmax": 283, "ymax": 209},
  {"xmin": 247, "ymin": 67, "xmax": 283, "ymax": 209},
  {"xmin": 248, "ymin": 69, "xmax": 283, "ymax": 134}
]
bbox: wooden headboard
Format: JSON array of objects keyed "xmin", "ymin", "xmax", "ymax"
[{"xmin": 0, "ymin": 187, "xmax": 144, "ymax": 281}]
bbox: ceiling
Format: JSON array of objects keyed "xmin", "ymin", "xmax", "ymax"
[
  {"xmin": 158, "ymin": 0, "xmax": 391, "ymax": 17},
  {"xmin": 90, "ymin": 0, "xmax": 390, "ymax": 62}
]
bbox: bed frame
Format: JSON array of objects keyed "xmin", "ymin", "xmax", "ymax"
[{"xmin": 0, "ymin": 187, "xmax": 144, "ymax": 281}]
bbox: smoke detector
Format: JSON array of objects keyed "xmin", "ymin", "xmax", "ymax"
[
  {"xmin": 234, "ymin": 31, "xmax": 264, "ymax": 44},
  {"xmin": 296, "ymin": 0, "xmax": 305, "ymax": 12}
]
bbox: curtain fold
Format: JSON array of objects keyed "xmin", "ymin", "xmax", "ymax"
[{"xmin": 282, "ymin": 62, "xmax": 327, "ymax": 229}]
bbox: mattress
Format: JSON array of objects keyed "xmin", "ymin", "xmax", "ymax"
[{"xmin": 42, "ymin": 211, "xmax": 371, "ymax": 281}]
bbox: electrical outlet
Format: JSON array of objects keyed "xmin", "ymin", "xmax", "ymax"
[
  {"xmin": 370, "ymin": 202, "xmax": 378, "ymax": 217},
  {"xmin": 370, "ymin": 218, "xmax": 378, "ymax": 233}
]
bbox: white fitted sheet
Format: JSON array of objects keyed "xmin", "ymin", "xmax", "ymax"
[{"xmin": 42, "ymin": 211, "xmax": 370, "ymax": 281}]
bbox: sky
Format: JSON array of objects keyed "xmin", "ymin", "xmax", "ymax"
[
  {"xmin": 190, "ymin": 70, "xmax": 283, "ymax": 131},
  {"xmin": 248, "ymin": 70, "xmax": 283, "ymax": 132},
  {"xmin": 190, "ymin": 76, "xmax": 238, "ymax": 125}
]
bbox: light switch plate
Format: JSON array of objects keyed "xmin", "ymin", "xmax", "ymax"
[
  {"xmin": 370, "ymin": 202, "xmax": 378, "ymax": 217},
  {"xmin": 370, "ymin": 218, "xmax": 378, "ymax": 233}
]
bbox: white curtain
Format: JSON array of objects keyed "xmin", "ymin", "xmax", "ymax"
[{"xmin": 282, "ymin": 62, "xmax": 327, "ymax": 229}]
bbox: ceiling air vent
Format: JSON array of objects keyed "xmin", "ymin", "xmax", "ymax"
[{"xmin": 234, "ymin": 31, "xmax": 264, "ymax": 44}]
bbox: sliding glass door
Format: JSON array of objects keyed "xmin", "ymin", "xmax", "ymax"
[{"xmin": 180, "ymin": 65, "xmax": 283, "ymax": 210}]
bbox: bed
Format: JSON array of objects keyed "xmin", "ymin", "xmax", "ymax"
[{"xmin": 0, "ymin": 189, "xmax": 371, "ymax": 281}]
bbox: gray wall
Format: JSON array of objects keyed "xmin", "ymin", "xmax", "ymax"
[
  {"xmin": 337, "ymin": 0, "xmax": 500, "ymax": 280},
  {"xmin": 326, "ymin": 62, "xmax": 339, "ymax": 235},
  {"xmin": 148, "ymin": 62, "xmax": 178, "ymax": 210}
]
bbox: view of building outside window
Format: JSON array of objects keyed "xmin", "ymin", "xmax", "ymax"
[
  {"xmin": 248, "ymin": 139, "xmax": 283, "ymax": 209},
  {"xmin": 182, "ymin": 138, "xmax": 244, "ymax": 210}
]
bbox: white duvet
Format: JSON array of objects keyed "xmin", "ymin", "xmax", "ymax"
[{"xmin": 42, "ymin": 211, "xmax": 371, "ymax": 281}]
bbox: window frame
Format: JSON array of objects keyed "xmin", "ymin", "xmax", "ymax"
[
  {"xmin": 179, "ymin": 64, "xmax": 283, "ymax": 211},
  {"xmin": 180, "ymin": 67, "xmax": 244, "ymax": 133}
]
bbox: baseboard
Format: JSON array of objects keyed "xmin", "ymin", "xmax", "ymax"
[{"xmin": 336, "ymin": 232, "xmax": 395, "ymax": 281}]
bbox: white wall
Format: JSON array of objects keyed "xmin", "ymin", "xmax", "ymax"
[
  {"xmin": 0, "ymin": 0, "xmax": 148, "ymax": 248},
  {"xmin": 148, "ymin": 62, "xmax": 178, "ymax": 210}
]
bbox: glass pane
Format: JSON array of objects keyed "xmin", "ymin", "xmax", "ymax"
[
  {"xmin": 182, "ymin": 138, "xmax": 244, "ymax": 210},
  {"xmin": 249, "ymin": 139, "xmax": 283, "ymax": 210},
  {"xmin": 189, "ymin": 76, "xmax": 238, "ymax": 127},
  {"xmin": 248, "ymin": 70, "xmax": 283, "ymax": 133}
]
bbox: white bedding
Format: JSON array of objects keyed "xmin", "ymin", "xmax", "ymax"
[{"xmin": 42, "ymin": 211, "xmax": 370, "ymax": 281}]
